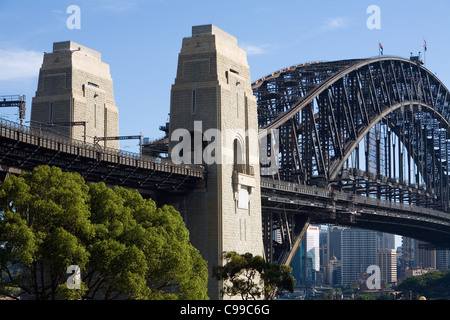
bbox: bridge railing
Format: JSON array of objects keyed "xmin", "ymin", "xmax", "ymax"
[
  {"xmin": 260, "ymin": 178, "xmax": 330, "ymax": 198},
  {"xmin": 0, "ymin": 117, "xmax": 205, "ymax": 178}
]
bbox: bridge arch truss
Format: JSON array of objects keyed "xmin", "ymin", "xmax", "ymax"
[
  {"xmin": 254, "ymin": 56, "xmax": 450, "ymax": 211},
  {"xmin": 253, "ymin": 57, "xmax": 450, "ymax": 262}
]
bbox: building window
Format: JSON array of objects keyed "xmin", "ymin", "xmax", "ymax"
[
  {"xmin": 49, "ymin": 102, "xmax": 53, "ymax": 123},
  {"xmin": 234, "ymin": 138, "xmax": 244, "ymax": 166},
  {"xmin": 191, "ymin": 90, "xmax": 196, "ymax": 115}
]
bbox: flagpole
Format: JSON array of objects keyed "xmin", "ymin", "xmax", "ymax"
[{"xmin": 423, "ymin": 39, "xmax": 427, "ymax": 67}]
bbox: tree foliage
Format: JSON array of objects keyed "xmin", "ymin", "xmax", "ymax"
[
  {"xmin": 213, "ymin": 251, "xmax": 295, "ymax": 300},
  {"xmin": 0, "ymin": 165, "xmax": 208, "ymax": 300},
  {"xmin": 396, "ymin": 270, "xmax": 450, "ymax": 299}
]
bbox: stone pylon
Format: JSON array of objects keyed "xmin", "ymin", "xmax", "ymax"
[
  {"xmin": 31, "ymin": 41, "xmax": 119, "ymax": 148},
  {"xmin": 168, "ymin": 25, "xmax": 264, "ymax": 299}
]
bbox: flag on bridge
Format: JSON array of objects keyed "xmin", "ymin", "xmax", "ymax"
[
  {"xmin": 379, "ymin": 42, "xmax": 384, "ymax": 56},
  {"xmin": 424, "ymin": 40, "xmax": 427, "ymax": 52}
]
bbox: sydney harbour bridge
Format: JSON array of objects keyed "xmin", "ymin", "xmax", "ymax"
[
  {"xmin": 254, "ymin": 55, "xmax": 450, "ymax": 264},
  {"xmin": 1, "ymin": 42, "xmax": 450, "ymax": 270}
]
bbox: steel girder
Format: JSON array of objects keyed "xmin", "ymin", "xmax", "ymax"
[{"xmin": 253, "ymin": 57, "xmax": 450, "ymax": 213}]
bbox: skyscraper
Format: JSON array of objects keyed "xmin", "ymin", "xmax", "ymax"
[
  {"xmin": 291, "ymin": 225, "xmax": 321, "ymax": 286},
  {"xmin": 327, "ymin": 226, "xmax": 344, "ymax": 261},
  {"xmin": 328, "ymin": 256, "xmax": 342, "ymax": 286},
  {"xmin": 401, "ymin": 237, "xmax": 417, "ymax": 268},
  {"xmin": 377, "ymin": 232, "xmax": 396, "ymax": 250},
  {"xmin": 437, "ymin": 250, "xmax": 450, "ymax": 271},
  {"xmin": 341, "ymin": 228, "xmax": 377, "ymax": 285},
  {"xmin": 377, "ymin": 249, "xmax": 397, "ymax": 284},
  {"xmin": 417, "ymin": 241, "xmax": 436, "ymax": 269},
  {"xmin": 307, "ymin": 226, "xmax": 320, "ymax": 272}
]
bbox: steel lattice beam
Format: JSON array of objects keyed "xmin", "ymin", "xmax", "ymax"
[
  {"xmin": 253, "ymin": 57, "xmax": 450, "ymax": 212},
  {"xmin": 254, "ymin": 56, "xmax": 450, "ymax": 263}
]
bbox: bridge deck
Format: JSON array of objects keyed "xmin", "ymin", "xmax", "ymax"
[
  {"xmin": 0, "ymin": 115, "xmax": 449, "ymax": 256},
  {"xmin": 261, "ymin": 177, "xmax": 450, "ymax": 248},
  {"xmin": 0, "ymin": 118, "xmax": 205, "ymax": 193}
]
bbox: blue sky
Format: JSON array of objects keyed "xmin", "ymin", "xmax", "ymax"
[{"xmin": 1, "ymin": 0, "xmax": 449, "ymax": 154}]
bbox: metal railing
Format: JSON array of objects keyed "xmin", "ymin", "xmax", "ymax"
[
  {"xmin": 260, "ymin": 177, "xmax": 450, "ymax": 224},
  {"xmin": 0, "ymin": 117, "xmax": 205, "ymax": 178}
]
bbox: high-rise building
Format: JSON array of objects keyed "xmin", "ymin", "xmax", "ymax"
[
  {"xmin": 398, "ymin": 237, "xmax": 442, "ymax": 280},
  {"xmin": 417, "ymin": 241, "xmax": 437, "ymax": 269},
  {"xmin": 319, "ymin": 226, "xmax": 328, "ymax": 285},
  {"xmin": 401, "ymin": 237, "xmax": 417, "ymax": 267},
  {"xmin": 328, "ymin": 256, "xmax": 342, "ymax": 286},
  {"xmin": 341, "ymin": 228, "xmax": 377, "ymax": 285},
  {"xmin": 323, "ymin": 227, "xmax": 400, "ymax": 286},
  {"xmin": 327, "ymin": 226, "xmax": 343, "ymax": 261},
  {"xmin": 324, "ymin": 226, "xmax": 343, "ymax": 285},
  {"xmin": 377, "ymin": 232, "xmax": 396, "ymax": 250},
  {"xmin": 437, "ymin": 250, "xmax": 450, "ymax": 271},
  {"xmin": 377, "ymin": 249, "xmax": 397, "ymax": 284},
  {"xmin": 291, "ymin": 236, "xmax": 306, "ymax": 287},
  {"xmin": 291, "ymin": 225, "xmax": 322, "ymax": 286},
  {"xmin": 31, "ymin": 41, "xmax": 119, "ymax": 148},
  {"xmin": 307, "ymin": 226, "xmax": 320, "ymax": 273}
]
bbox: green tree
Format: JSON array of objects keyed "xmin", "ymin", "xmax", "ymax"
[
  {"xmin": 213, "ymin": 251, "xmax": 295, "ymax": 300},
  {"xmin": 322, "ymin": 290, "xmax": 334, "ymax": 300},
  {"xmin": 0, "ymin": 165, "xmax": 208, "ymax": 300},
  {"xmin": 355, "ymin": 294, "xmax": 375, "ymax": 300},
  {"xmin": 322, "ymin": 288, "xmax": 342, "ymax": 300},
  {"xmin": 396, "ymin": 270, "xmax": 450, "ymax": 299}
]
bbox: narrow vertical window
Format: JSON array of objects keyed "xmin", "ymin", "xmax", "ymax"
[
  {"xmin": 236, "ymin": 92, "xmax": 239, "ymax": 118},
  {"xmin": 82, "ymin": 84, "xmax": 85, "ymax": 97},
  {"xmin": 49, "ymin": 102, "xmax": 53, "ymax": 123},
  {"xmin": 191, "ymin": 90, "xmax": 196, "ymax": 115},
  {"xmin": 104, "ymin": 105, "xmax": 107, "ymax": 137},
  {"xmin": 234, "ymin": 139, "xmax": 242, "ymax": 166}
]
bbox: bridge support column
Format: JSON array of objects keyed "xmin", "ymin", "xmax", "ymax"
[
  {"xmin": 168, "ymin": 25, "xmax": 264, "ymax": 299},
  {"xmin": 31, "ymin": 41, "xmax": 119, "ymax": 148}
]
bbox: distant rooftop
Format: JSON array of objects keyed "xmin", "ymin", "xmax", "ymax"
[{"xmin": 52, "ymin": 41, "xmax": 102, "ymax": 60}]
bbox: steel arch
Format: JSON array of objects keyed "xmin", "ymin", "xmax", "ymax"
[
  {"xmin": 253, "ymin": 56, "xmax": 450, "ymax": 212},
  {"xmin": 331, "ymin": 100, "xmax": 450, "ymax": 180}
]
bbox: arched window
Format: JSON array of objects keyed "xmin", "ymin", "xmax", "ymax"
[{"xmin": 233, "ymin": 138, "xmax": 245, "ymax": 170}]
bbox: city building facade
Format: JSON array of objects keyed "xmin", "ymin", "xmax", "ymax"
[
  {"xmin": 377, "ymin": 249, "xmax": 397, "ymax": 284},
  {"xmin": 341, "ymin": 228, "xmax": 378, "ymax": 286}
]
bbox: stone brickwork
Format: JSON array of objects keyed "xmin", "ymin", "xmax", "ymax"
[
  {"xmin": 168, "ymin": 25, "xmax": 264, "ymax": 299},
  {"xmin": 31, "ymin": 41, "xmax": 119, "ymax": 148}
]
